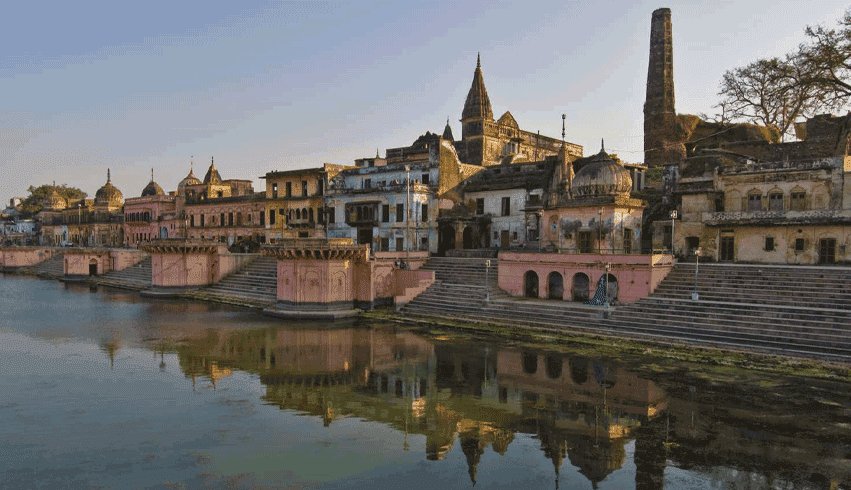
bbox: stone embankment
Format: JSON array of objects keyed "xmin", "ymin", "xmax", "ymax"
[{"xmin": 401, "ymin": 258, "xmax": 851, "ymax": 362}]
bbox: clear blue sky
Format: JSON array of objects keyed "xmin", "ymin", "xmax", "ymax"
[{"xmin": 2, "ymin": 0, "xmax": 848, "ymax": 202}]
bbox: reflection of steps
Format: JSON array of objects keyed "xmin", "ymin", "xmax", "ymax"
[
  {"xmin": 19, "ymin": 253, "xmax": 65, "ymax": 278},
  {"xmin": 94, "ymin": 257, "xmax": 152, "ymax": 290},
  {"xmin": 194, "ymin": 256, "xmax": 278, "ymax": 307},
  {"xmin": 597, "ymin": 263, "xmax": 851, "ymax": 360}
]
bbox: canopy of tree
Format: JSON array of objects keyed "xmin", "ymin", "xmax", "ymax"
[
  {"xmin": 20, "ymin": 185, "xmax": 87, "ymax": 218},
  {"xmin": 713, "ymin": 9, "xmax": 851, "ymax": 140}
]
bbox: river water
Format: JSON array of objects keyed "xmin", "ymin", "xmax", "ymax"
[{"xmin": 1, "ymin": 275, "xmax": 849, "ymax": 490}]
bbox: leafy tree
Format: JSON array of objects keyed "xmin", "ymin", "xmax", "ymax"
[
  {"xmin": 713, "ymin": 9, "xmax": 851, "ymax": 140},
  {"xmin": 20, "ymin": 184, "xmax": 87, "ymax": 218}
]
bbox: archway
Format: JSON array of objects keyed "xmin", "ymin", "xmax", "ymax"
[
  {"xmin": 569, "ymin": 358, "xmax": 589, "ymax": 385},
  {"xmin": 604, "ymin": 273, "xmax": 618, "ymax": 302},
  {"xmin": 545, "ymin": 355, "xmax": 562, "ymax": 379},
  {"xmin": 547, "ymin": 272, "xmax": 564, "ymax": 300},
  {"xmin": 462, "ymin": 226, "xmax": 475, "ymax": 249},
  {"xmin": 522, "ymin": 353, "xmax": 537, "ymax": 374},
  {"xmin": 88, "ymin": 258, "xmax": 98, "ymax": 276},
  {"xmin": 160, "ymin": 227, "xmax": 168, "ymax": 238},
  {"xmin": 438, "ymin": 224, "xmax": 455, "ymax": 256},
  {"xmin": 524, "ymin": 271, "xmax": 539, "ymax": 298},
  {"xmin": 572, "ymin": 273, "xmax": 590, "ymax": 302}
]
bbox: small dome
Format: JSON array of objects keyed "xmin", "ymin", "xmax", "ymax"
[
  {"xmin": 203, "ymin": 158, "xmax": 222, "ymax": 184},
  {"xmin": 178, "ymin": 166, "xmax": 201, "ymax": 192},
  {"xmin": 141, "ymin": 180, "xmax": 164, "ymax": 197},
  {"xmin": 572, "ymin": 148, "xmax": 632, "ymax": 198},
  {"xmin": 94, "ymin": 169, "xmax": 124, "ymax": 206}
]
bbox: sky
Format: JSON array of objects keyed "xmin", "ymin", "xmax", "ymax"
[{"xmin": 2, "ymin": 0, "xmax": 850, "ymax": 203}]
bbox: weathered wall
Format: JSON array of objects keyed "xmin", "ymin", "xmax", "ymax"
[
  {"xmin": 0, "ymin": 247, "xmax": 53, "ymax": 269},
  {"xmin": 151, "ymin": 253, "xmax": 213, "ymax": 287}
]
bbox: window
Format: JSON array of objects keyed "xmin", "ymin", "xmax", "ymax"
[
  {"xmin": 623, "ymin": 228, "xmax": 633, "ymax": 254},
  {"xmin": 200, "ymin": 214, "xmax": 205, "ymax": 227},
  {"xmin": 228, "ymin": 213, "xmax": 234, "ymax": 227},
  {"xmin": 769, "ymin": 193, "xmax": 783, "ymax": 211},
  {"xmin": 420, "ymin": 236, "xmax": 428, "ymax": 251},
  {"xmin": 512, "ymin": 231, "xmax": 518, "ymax": 240},
  {"xmin": 190, "ymin": 215, "xmax": 195, "ymax": 227},
  {"xmin": 308, "ymin": 208, "xmax": 314, "ymax": 222},
  {"xmin": 220, "ymin": 213, "xmax": 225, "ymax": 227},
  {"xmin": 286, "ymin": 182, "xmax": 292, "ymax": 197},
  {"xmin": 501, "ymin": 197, "xmax": 511, "ymax": 216},
  {"xmin": 765, "ymin": 236, "xmax": 775, "ymax": 251},
  {"xmin": 272, "ymin": 183, "xmax": 278, "ymax": 199},
  {"xmin": 382, "ymin": 204, "xmax": 390, "ymax": 222},
  {"xmin": 476, "ymin": 198, "xmax": 484, "ymax": 215},
  {"xmin": 578, "ymin": 231, "xmax": 592, "ymax": 253},
  {"xmin": 791, "ymin": 192, "xmax": 806, "ymax": 211},
  {"xmin": 421, "ymin": 173, "xmax": 430, "ymax": 185},
  {"xmin": 748, "ymin": 194, "xmax": 762, "ymax": 212},
  {"xmin": 795, "ymin": 238, "xmax": 805, "ymax": 252},
  {"xmin": 396, "ymin": 203, "xmax": 404, "ymax": 222},
  {"xmin": 327, "ymin": 207, "xmax": 335, "ymax": 224},
  {"xmin": 421, "ymin": 203, "xmax": 428, "ymax": 222},
  {"xmin": 318, "ymin": 180, "xmax": 324, "ymax": 196},
  {"xmin": 395, "ymin": 237, "xmax": 404, "ymax": 252},
  {"xmin": 259, "ymin": 211, "xmax": 265, "ymax": 226},
  {"xmin": 302, "ymin": 181, "xmax": 308, "ymax": 197},
  {"xmin": 236, "ymin": 213, "xmax": 242, "ymax": 226},
  {"xmin": 380, "ymin": 238, "xmax": 389, "ymax": 251},
  {"xmin": 364, "ymin": 179, "xmax": 371, "ymax": 189}
]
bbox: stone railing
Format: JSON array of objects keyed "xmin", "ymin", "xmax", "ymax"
[{"xmin": 706, "ymin": 209, "xmax": 851, "ymax": 225}]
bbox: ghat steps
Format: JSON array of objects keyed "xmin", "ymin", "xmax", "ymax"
[
  {"xmin": 192, "ymin": 255, "xmax": 278, "ymax": 307},
  {"xmin": 18, "ymin": 253, "xmax": 65, "ymax": 279},
  {"xmin": 94, "ymin": 257, "xmax": 152, "ymax": 290},
  {"xmin": 402, "ymin": 258, "xmax": 851, "ymax": 361}
]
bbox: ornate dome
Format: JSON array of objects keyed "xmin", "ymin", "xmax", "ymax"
[
  {"xmin": 141, "ymin": 169, "xmax": 165, "ymax": 197},
  {"xmin": 203, "ymin": 157, "xmax": 222, "ymax": 184},
  {"xmin": 94, "ymin": 169, "xmax": 124, "ymax": 206},
  {"xmin": 178, "ymin": 164, "xmax": 202, "ymax": 192},
  {"xmin": 572, "ymin": 145, "xmax": 632, "ymax": 198}
]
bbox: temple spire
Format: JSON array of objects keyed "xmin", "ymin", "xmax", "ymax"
[
  {"xmin": 107, "ymin": 168, "xmax": 111, "ymax": 183},
  {"xmin": 461, "ymin": 53, "xmax": 493, "ymax": 122}
]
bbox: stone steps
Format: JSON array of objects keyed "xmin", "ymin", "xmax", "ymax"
[
  {"xmin": 94, "ymin": 257, "xmax": 152, "ymax": 290},
  {"xmin": 19, "ymin": 253, "xmax": 65, "ymax": 278},
  {"xmin": 198, "ymin": 255, "xmax": 277, "ymax": 307}
]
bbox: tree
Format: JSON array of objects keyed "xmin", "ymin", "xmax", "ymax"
[
  {"xmin": 20, "ymin": 184, "xmax": 87, "ymax": 217},
  {"xmin": 713, "ymin": 9, "xmax": 851, "ymax": 140},
  {"xmin": 716, "ymin": 57, "xmax": 828, "ymax": 140}
]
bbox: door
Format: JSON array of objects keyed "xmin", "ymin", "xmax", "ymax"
[
  {"xmin": 501, "ymin": 230, "xmax": 510, "ymax": 249},
  {"xmin": 819, "ymin": 238, "xmax": 836, "ymax": 264},
  {"xmin": 357, "ymin": 227, "xmax": 373, "ymax": 246},
  {"xmin": 720, "ymin": 236, "xmax": 734, "ymax": 262}
]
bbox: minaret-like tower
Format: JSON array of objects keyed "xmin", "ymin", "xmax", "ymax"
[
  {"xmin": 461, "ymin": 53, "xmax": 495, "ymax": 165},
  {"xmin": 644, "ymin": 8, "xmax": 686, "ymax": 167}
]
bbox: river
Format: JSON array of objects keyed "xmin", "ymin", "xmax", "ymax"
[{"xmin": 0, "ymin": 274, "xmax": 849, "ymax": 490}]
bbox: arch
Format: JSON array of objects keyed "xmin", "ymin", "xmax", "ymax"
[
  {"xmin": 302, "ymin": 208, "xmax": 308, "ymax": 221},
  {"xmin": 160, "ymin": 227, "xmax": 168, "ymax": 238},
  {"xmin": 522, "ymin": 353, "xmax": 537, "ymax": 374},
  {"xmin": 295, "ymin": 209, "xmax": 301, "ymax": 220},
  {"xmin": 545, "ymin": 355, "xmax": 562, "ymax": 379},
  {"xmin": 569, "ymin": 358, "xmax": 589, "ymax": 385},
  {"xmin": 571, "ymin": 272, "xmax": 590, "ymax": 302},
  {"xmin": 524, "ymin": 270, "xmax": 539, "ymax": 298},
  {"xmin": 88, "ymin": 258, "xmax": 98, "ymax": 276},
  {"xmin": 462, "ymin": 226, "xmax": 475, "ymax": 249},
  {"xmin": 547, "ymin": 272, "xmax": 564, "ymax": 300},
  {"xmin": 438, "ymin": 224, "xmax": 455, "ymax": 256},
  {"xmin": 604, "ymin": 273, "xmax": 618, "ymax": 302}
]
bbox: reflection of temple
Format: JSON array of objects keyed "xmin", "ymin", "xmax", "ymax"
[{"xmin": 169, "ymin": 326, "xmax": 850, "ymax": 489}]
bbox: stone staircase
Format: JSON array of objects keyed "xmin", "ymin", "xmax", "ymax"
[
  {"xmin": 601, "ymin": 263, "xmax": 851, "ymax": 360},
  {"xmin": 402, "ymin": 257, "xmax": 603, "ymax": 331},
  {"xmin": 192, "ymin": 255, "xmax": 278, "ymax": 308},
  {"xmin": 401, "ymin": 259, "xmax": 851, "ymax": 361},
  {"xmin": 94, "ymin": 257, "xmax": 152, "ymax": 290},
  {"xmin": 19, "ymin": 253, "xmax": 65, "ymax": 279}
]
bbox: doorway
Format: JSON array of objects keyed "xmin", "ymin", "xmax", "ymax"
[
  {"xmin": 819, "ymin": 238, "xmax": 836, "ymax": 264},
  {"xmin": 572, "ymin": 273, "xmax": 590, "ymax": 302},
  {"xmin": 524, "ymin": 271, "xmax": 539, "ymax": 298},
  {"xmin": 88, "ymin": 259, "xmax": 98, "ymax": 276},
  {"xmin": 547, "ymin": 272, "xmax": 564, "ymax": 300},
  {"xmin": 720, "ymin": 236, "xmax": 734, "ymax": 262},
  {"xmin": 500, "ymin": 230, "xmax": 510, "ymax": 249}
]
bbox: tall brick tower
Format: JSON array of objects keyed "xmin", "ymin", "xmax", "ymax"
[{"xmin": 644, "ymin": 8, "xmax": 686, "ymax": 167}]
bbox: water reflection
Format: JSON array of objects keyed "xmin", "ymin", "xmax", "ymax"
[{"xmin": 3, "ymin": 276, "xmax": 850, "ymax": 489}]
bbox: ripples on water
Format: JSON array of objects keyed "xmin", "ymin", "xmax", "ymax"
[{"xmin": 0, "ymin": 275, "xmax": 849, "ymax": 490}]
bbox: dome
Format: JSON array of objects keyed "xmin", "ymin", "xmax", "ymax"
[
  {"xmin": 572, "ymin": 147, "xmax": 632, "ymax": 198},
  {"xmin": 141, "ymin": 169, "xmax": 164, "ymax": 197},
  {"xmin": 178, "ymin": 165, "xmax": 202, "ymax": 192},
  {"xmin": 203, "ymin": 158, "xmax": 222, "ymax": 184},
  {"xmin": 141, "ymin": 180, "xmax": 164, "ymax": 197},
  {"xmin": 94, "ymin": 169, "xmax": 124, "ymax": 206}
]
